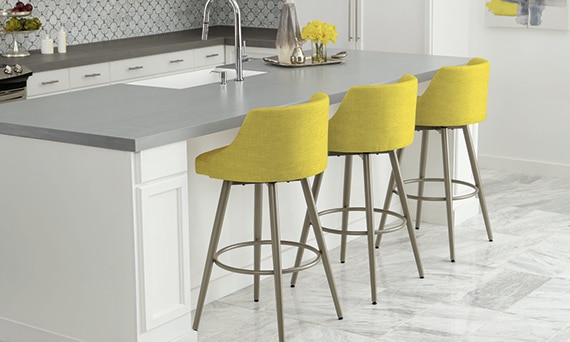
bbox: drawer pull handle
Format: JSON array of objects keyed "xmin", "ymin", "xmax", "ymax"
[
  {"xmin": 84, "ymin": 73, "xmax": 101, "ymax": 78},
  {"xmin": 41, "ymin": 80, "xmax": 60, "ymax": 85},
  {"xmin": 170, "ymin": 59, "xmax": 184, "ymax": 63},
  {"xmin": 205, "ymin": 53, "xmax": 219, "ymax": 58},
  {"xmin": 128, "ymin": 66, "xmax": 144, "ymax": 71}
]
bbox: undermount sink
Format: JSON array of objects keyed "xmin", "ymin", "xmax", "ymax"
[{"xmin": 128, "ymin": 68, "xmax": 265, "ymax": 89}]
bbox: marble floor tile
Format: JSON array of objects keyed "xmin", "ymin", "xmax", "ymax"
[{"xmin": 193, "ymin": 169, "xmax": 570, "ymax": 341}]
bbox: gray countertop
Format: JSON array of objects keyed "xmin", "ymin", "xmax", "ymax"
[
  {"xmin": 0, "ymin": 49, "xmax": 470, "ymax": 152},
  {"xmin": 0, "ymin": 27, "xmax": 278, "ymax": 72}
]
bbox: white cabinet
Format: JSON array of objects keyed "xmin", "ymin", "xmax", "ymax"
[
  {"xmin": 0, "ymin": 136, "xmax": 196, "ymax": 341},
  {"xmin": 110, "ymin": 55, "xmax": 164, "ymax": 83},
  {"xmin": 193, "ymin": 45, "xmax": 225, "ymax": 69},
  {"xmin": 295, "ymin": 0, "xmax": 427, "ymax": 53},
  {"xmin": 134, "ymin": 142, "xmax": 193, "ymax": 338},
  {"xmin": 28, "ymin": 45, "xmax": 226, "ymax": 98},
  {"xmin": 26, "ymin": 68, "xmax": 70, "ymax": 97},
  {"xmin": 69, "ymin": 62, "xmax": 110, "ymax": 90}
]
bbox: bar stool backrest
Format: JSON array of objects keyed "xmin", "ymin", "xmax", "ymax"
[
  {"xmin": 416, "ymin": 57, "xmax": 490, "ymax": 127},
  {"xmin": 195, "ymin": 92, "xmax": 330, "ymax": 183},
  {"xmin": 328, "ymin": 74, "xmax": 418, "ymax": 153}
]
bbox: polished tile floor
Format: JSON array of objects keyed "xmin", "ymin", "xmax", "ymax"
[{"xmin": 194, "ymin": 169, "xmax": 570, "ymax": 341}]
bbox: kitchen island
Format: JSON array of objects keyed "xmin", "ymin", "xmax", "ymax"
[{"xmin": 0, "ymin": 50, "xmax": 469, "ymax": 341}]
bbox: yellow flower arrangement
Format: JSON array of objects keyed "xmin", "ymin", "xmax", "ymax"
[
  {"xmin": 301, "ymin": 20, "xmax": 338, "ymax": 45},
  {"xmin": 301, "ymin": 20, "xmax": 338, "ymax": 64}
]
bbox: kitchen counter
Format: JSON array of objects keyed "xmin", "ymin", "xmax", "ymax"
[
  {"xmin": 0, "ymin": 27, "xmax": 277, "ymax": 72},
  {"xmin": 0, "ymin": 50, "xmax": 468, "ymax": 152},
  {"xmin": 0, "ymin": 50, "xmax": 472, "ymax": 342}
]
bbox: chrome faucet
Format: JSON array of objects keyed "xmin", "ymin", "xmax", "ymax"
[{"xmin": 202, "ymin": 0, "xmax": 244, "ymax": 81}]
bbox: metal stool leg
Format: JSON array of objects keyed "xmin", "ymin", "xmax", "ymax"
[
  {"xmin": 290, "ymin": 172, "xmax": 324, "ymax": 287},
  {"xmin": 441, "ymin": 128, "xmax": 456, "ymax": 262},
  {"xmin": 362, "ymin": 154, "xmax": 378, "ymax": 304},
  {"xmin": 375, "ymin": 148, "xmax": 404, "ymax": 248},
  {"xmin": 389, "ymin": 150, "xmax": 424, "ymax": 278},
  {"xmin": 415, "ymin": 130, "xmax": 430, "ymax": 230},
  {"xmin": 340, "ymin": 155, "xmax": 353, "ymax": 263},
  {"xmin": 462, "ymin": 126, "xmax": 493, "ymax": 242},
  {"xmin": 267, "ymin": 183, "xmax": 285, "ymax": 342},
  {"xmin": 192, "ymin": 181, "xmax": 232, "ymax": 331},
  {"xmin": 253, "ymin": 183, "xmax": 263, "ymax": 302},
  {"xmin": 300, "ymin": 178, "xmax": 343, "ymax": 319}
]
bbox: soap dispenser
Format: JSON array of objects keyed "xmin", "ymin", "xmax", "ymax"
[{"xmin": 57, "ymin": 26, "xmax": 67, "ymax": 53}]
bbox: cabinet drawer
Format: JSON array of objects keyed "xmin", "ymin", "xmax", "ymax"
[
  {"xmin": 69, "ymin": 63, "xmax": 110, "ymax": 89},
  {"xmin": 194, "ymin": 46, "xmax": 224, "ymax": 69},
  {"xmin": 159, "ymin": 50, "xmax": 194, "ymax": 74},
  {"xmin": 135, "ymin": 141, "xmax": 188, "ymax": 184},
  {"xmin": 110, "ymin": 55, "xmax": 158, "ymax": 82},
  {"xmin": 27, "ymin": 69, "xmax": 70, "ymax": 97}
]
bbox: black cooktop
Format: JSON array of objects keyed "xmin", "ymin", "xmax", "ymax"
[{"xmin": 0, "ymin": 63, "xmax": 33, "ymax": 91}]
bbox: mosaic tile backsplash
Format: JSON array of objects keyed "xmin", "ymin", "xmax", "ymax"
[{"xmin": 0, "ymin": 0, "xmax": 283, "ymax": 53}]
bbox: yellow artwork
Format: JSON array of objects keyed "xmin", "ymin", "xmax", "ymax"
[{"xmin": 486, "ymin": 0, "xmax": 519, "ymax": 16}]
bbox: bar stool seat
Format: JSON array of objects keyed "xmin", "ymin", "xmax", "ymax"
[
  {"xmin": 191, "ymin": 92, "xmax": 343, "ymax": 342},
  {"xmin": 379, "ymin": 58, "xmax": 494, "ymax": 262},
  {"xmin": 291, "ymin": 75, "xmax": 424, "ymax": 305}
]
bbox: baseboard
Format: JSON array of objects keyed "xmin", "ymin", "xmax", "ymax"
[
  {"xmin": 479, "ymin": 154, "xmax": 570, "ymax": 179},
  {"xmin": 0, "ymin": 316, "xmax": 81, "ymax": 342}
]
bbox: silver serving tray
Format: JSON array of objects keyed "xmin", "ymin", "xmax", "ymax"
[{"xmin": 263, "ymin": 56, "xmax": 343, "ymax": 68}]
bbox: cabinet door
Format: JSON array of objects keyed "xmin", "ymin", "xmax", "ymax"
[
  {"xmin": 359, "ymin": 0, "xmax": 427, "ymax": 53},
  {"xmin": 295, "ymin": 0, "xmax": 427, "ymax": 53},
  {"xmin": 294, "ymin": 0, "xmax": 352, "ymax": 50}
]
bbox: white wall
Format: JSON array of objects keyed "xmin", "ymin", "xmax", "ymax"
[
  {"xmin": 432, "ymin": 0, "xmax": 570, "ymax": 177},
  {"xmin": 471, "ymin": 0, "xmax": 570, "ymax": 177}
]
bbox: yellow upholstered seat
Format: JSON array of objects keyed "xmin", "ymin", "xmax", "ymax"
[
  {"xmin": 416, "ymin": 57, "xmax": 490, "ymax": 127},
  {"xmin": 328, "ymin": 74, "xmax": 418, "ymax": 153},
  {"xmin": 195, "ymin": 92, "xmax": 329, "ymax": 183},
  {"xmin": 192, "ymin": 92, "xmax": 343, "ymax": 342},
  {"xmin": 291, "ymin": 75, "xmax": 424, "ymax": 305},
  {"xmin": 380, "ymin": 57, "xmax": 493, "ymax": 262}
]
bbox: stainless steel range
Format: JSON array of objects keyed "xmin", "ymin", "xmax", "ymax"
[{"xmin": 0, "ymin": 63, "xmax": 33, "ymax": 103}]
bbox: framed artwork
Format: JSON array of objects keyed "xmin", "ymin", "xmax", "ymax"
[{"xmin": 485, "ymin": 0, "xmax": 570, "ymax": 30}]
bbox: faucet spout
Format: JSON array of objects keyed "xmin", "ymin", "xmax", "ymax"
[
  {"xmin": 201, "ymin": 0, "xmax": 213, "ymax": 40},
  {"xmin": 201, "ymin": 0, "xmax": 243, "ymax": 81}
]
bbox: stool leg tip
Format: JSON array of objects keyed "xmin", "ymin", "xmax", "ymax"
[
  {"xmin": 338, "ymin": 316, "xmax": 344, "ymax": 320},
  {"xmin": 254, "ymin": 299, "xmax": 259, "ymax": 302},
  {"xmin": 372, "ymin": 301, "xmax": 377, "ymax": 305},
  {"xmin": 340, "ymin": 261, "xmax": 345, "ymax": 264},
  {"xmin": 450, "ymin": 259, "xmax": 455, "ymax": 263},
  {"xmin": 419, "ymin": 276, "xmax": 424, "ymax": 279},
  {"xmin": 489, "ymin": 239, "xmax": 493, "ymax": 242},
  {"xmin": 415, "ymin": 227, "xmax": 420, "ymax": 230},
  {"xmin": 290, "ymin": 284, "xmax": 295, "ymax": 288}
]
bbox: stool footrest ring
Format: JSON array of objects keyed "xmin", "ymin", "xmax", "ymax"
[
  {"xmin": 319, "ymin": 207, "xmax": 406, "ymax": 236},
  {"xmin": 400, "ymin": 178, "xmax": 478, "ymax": 201},
  {"xmin": 214, "ymin": 240, "xmax": 321, "ymax": 276}
]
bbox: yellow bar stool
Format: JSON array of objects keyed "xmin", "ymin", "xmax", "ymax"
[
  {"xmin": 191, "ymin": 92, "xmax": 343, "ymax": 341},
  {"xmin": 377, "ymin": 58, "xmax": 493, "ymax": 262},
  {"xmin": 291, "ymin": 75, "xmax": 424, "ymax": 305}
]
